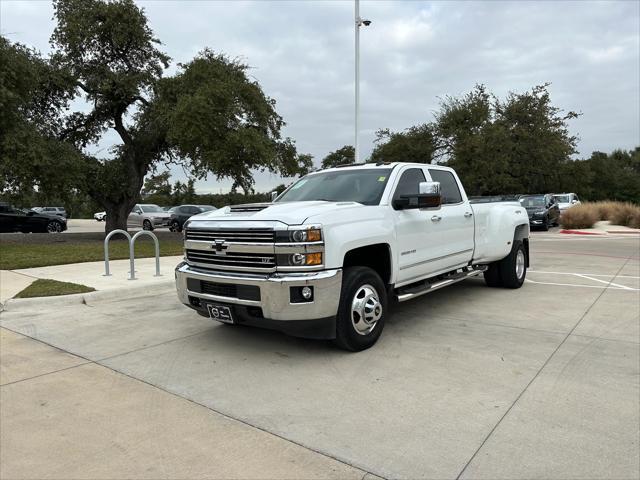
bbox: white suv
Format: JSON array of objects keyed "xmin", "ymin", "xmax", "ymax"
[{"xmin": 553, "ymin": 193, "xmax": 581, "ymax": 212}]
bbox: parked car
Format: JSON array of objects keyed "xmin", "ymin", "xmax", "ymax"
[
  {"xmin": 31, "ymin": 206, "xmax": 69, "ymax": 218},
  {"xmin": 553, "ymin": 193, "xmax": 581, "ymax": 213},
  {"xmin": 175, "ymin": 162, "xmax": 530, "ymax": 351},
  {"xmin": 0, "ymin": 202, "xmax": 68, "ymax": 233},
  {"xmin": 519, "ymin": 194, "xmax": 560, "ymax": 230},
  {"xmin": 168, "ymin": 205, "xmax": 216, "ymax": 232},
  {"xmin": 94, "ymin": 211, "xmax": 106, "ymax": 221},
  {"xmin": 127, "ymin": 204, "xmax": 172, "ymax": 230}
]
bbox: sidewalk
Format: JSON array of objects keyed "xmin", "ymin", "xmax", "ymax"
[
  {"xmin": 560, "ymin": 220, "xmax": 640, "ymax": 235},
  {"xmin": 1, "ymin": 256, "xmax": 183, "ymax": 307},
  {"xmin": 0, "ymin": 328, "xmax": 370, "ymax": 480}
]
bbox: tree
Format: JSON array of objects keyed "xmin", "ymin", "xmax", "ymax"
[
  {"xmin": 435, "ymin": 84, "xmax": 579, "ymax": 195},
  {"xmin": 2, "ymin": 0, "xmax": 310, "ymax": 232},
  {"xmin": 0, "ymin": 37, "xmax": 84, "ymax": 203},
  {"xmin": 321, "ymin": 145, "xmax": 354, "ymax": 169},
  {"xmin": 369, "ymin": 125, "xmax": 438, "ymax": 164},
  {"xmin": 143, "ymin": 171, "xmax": 172, "ymax": 197}
]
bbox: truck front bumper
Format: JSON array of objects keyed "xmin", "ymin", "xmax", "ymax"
[{"xmin": 175, "ymin": 262, "xmax": 342, "ymax": 339}]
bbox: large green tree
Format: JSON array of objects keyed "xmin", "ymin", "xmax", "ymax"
[
  {"xmin": 436, "ymin": 84, "xmax": 579, "ymax": 195},
  {"xmin": 2, "ymin": 0, "xmax": 309, "ymax": 232},
  {"xmin": 369, "ymin": 125, "xmax": 438, "ymax": 164},
  {"xmin": 321, "ymin": 145, "xmax": 354, "ymax": 169}
]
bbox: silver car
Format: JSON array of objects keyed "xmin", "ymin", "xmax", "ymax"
[{"xmin": 127, "ymin": 204, "xmax": 172, "ymax": 230}]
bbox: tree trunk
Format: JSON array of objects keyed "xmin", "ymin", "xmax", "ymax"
[{"xmin": 104, "ymin": 202, "xmax": 132, "ymax": 234}]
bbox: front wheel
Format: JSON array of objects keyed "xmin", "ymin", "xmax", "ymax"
[
  {"xmin": 170, "ymin": 220, "xmax": 182, "ymax": 233},
  {"xmin": 334, "ymin": 267, "xmax": 387, "ymax": 352},
  {"xmin": 142, "ymin": 219, "xmax": 153, "ymax": 231},
  {"xmin": 46, "ymin": 221, "xmax": 62, "ymax": 233}
]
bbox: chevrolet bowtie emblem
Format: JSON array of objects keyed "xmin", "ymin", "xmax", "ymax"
[{"xmin": 212, "ymin": 240, "xmax": 229, "ymax": 255}]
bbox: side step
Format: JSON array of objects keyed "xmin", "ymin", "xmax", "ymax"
[{"xmin": 396, "ymin": 266, "xmax": 487, "ymax": 302}]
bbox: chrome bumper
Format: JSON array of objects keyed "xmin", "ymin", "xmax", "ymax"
[{"xmin": 175, "ymin": 262, "xmax": 342, "ymax": 321}]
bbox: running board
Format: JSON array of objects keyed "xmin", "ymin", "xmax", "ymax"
[{"xmin": 396, "ymin": 267, "xmax": 487, "ymax": 302}]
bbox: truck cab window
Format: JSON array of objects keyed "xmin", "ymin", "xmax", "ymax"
[
  {"xmin": 428, "ymin": 169, "xmax": 462, "ymax": 204},
  {"xmin": 392, "ymin": 168, "xmax": 426, "ymax": 205}
]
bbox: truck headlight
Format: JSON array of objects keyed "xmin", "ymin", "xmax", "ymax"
[{"xmin": 290, "ymin": 228, "xmax": 322, "ymax": 242}]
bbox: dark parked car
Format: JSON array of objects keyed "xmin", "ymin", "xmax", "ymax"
[
  {"xmin": 0, "ymin": 203, "xmax": 68, "ymax": 233},
  {"xmin": 168, "ymin": 205, "xmax": 216, "ymax": 232},
  {"xmin": 519, "ymin": 194, "xmax": 561, "ymax": 230}
]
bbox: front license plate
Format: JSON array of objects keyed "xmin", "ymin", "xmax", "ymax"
[{"xmin": 207, "ymin": 304, "xmax": 234, "ymax": 324}]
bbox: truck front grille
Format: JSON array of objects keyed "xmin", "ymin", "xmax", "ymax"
[
  {"xmin": 185, "ymin": 228, "xmax": 274, "ymax": 243},
  {"xmin": 185, "ymin": 249, "xmax": 276, "ymax": 271}
]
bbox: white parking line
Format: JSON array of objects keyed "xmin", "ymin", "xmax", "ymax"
[
  {"xmin": 573, "ymin": 274, "xmax": 635, "ymax": 291},
  {"xmin": 529, "ymin": 270, "xmax": 640, "ymax": 279},
  {"xmin": 525, "ymin": 278, "xmax": 639, "ymax": 291}
]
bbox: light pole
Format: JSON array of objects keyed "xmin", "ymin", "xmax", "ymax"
[{"xmin": 354, "ymin": 0, "xmax": 371, "ymax": 163}]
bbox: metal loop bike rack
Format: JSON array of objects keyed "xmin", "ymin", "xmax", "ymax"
[
  {"xmin": 103, "ymin": 229, "xmax": 161, "ymax": 279},
  {"xmin": 103, "ymin": 229, "xmax": 132, "ymax": 277},
  {"xmin": 129, "ymin": 231, "xmax": 161, "ymax": 280}
]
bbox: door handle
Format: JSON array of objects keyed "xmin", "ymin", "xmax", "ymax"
[
  {"xmin": 431, "ymin": 215, "xmax": 442, "ymax": 222},
  {"xmin": 464, "ymin": 212, "xmax": 473, "ymax": 218}
]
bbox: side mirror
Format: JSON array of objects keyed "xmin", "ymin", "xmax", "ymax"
[
  {"xmin": 393, "ymin": 181, "xmax": 441, "ymax": 210},
  {"xmin": 571, "ymin": 199, "xmax": 578, "ymax": 204},
  {"xmin": 271, "ymin": 191, "xmax": 278, "ymax": 202}
]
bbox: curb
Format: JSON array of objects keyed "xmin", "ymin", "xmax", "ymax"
[
  {"xmin": 1, "ymin": 280, "xmax": 175, "ymax": 312},
  {"xmin": 606, "ymin": 230, "xmax": 640, "ymax": 235},
  {"xmin": 559, "ymin": 229, "xmax": 605, "ymax": 235}
]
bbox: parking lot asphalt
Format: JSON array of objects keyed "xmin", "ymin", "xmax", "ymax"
[{"xmin": 1, "ymin": 231, "xmax": 638, "ymax": 479}]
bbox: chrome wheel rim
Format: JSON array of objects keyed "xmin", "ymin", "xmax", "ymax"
[
  {"xmin": 47, "ymin": 222, "xmax": 59, "ymax": 233},
  {"xmin": 351, "ymin": 284, "xmax": 382, "ymax": 336},
  {"xmin": 516, "ymin": 250, "xmax": 525, "ymax": 279}
]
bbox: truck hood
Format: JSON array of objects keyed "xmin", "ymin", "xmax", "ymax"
[{"xmin": 191, "ymin": 201, "xmax": 365, "ymax": 225}]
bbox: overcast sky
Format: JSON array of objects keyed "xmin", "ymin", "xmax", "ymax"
[{"xmin": 2, "ymin": 0, "xmax": 639, "ymax": 193}]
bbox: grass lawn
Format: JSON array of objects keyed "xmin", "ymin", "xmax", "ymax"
[
  {"xmin": 15, "ymin": 279, "xmax": 96, "ymax": 298},
  {"xmin": 0, "ymin": 238, "xmax": 184, "ymax": 270}
]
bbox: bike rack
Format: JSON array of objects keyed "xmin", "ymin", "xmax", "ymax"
[
  {"xmin": 103, "ymin": 229, "xmax": 132, "ymax": 277},
  {"xmin": 129, "ymin": 231, "xmax": 161, "ymax": 280},
  {"xmin": 103, "ymin": 229, "xmax": 161, "ymax": 280}
]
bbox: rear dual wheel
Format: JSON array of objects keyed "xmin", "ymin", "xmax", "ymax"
[{"xmin": 483, "ymin": 240, "xmax": 527, "ymax": 289}]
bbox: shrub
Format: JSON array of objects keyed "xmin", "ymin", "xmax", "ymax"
[
  {"xmin": 608, "ymin": 202, "xmax": 640, "ymax": 228},
  {"xmin": 560, "ymin": 201, "xmax": 640, "ymax": 229},
  {"xmin": 560, "ymin": 204, "xmax": 600, "ymax": 229}
]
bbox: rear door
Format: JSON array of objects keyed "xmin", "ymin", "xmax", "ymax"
[{"xmin": 426, "ymin": 168, "xmax": 475, "ymax": 268}]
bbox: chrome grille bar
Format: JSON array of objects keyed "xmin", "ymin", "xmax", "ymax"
[
  {"xmin": 185, "ymin": 228, "xmax": 275, "ymax": 243},
  {"xmin": 186, "ymin": 249, "xmax": 276, "ymax": 271}
]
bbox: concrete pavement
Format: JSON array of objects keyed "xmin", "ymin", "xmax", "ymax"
[
  {"xmin": 1, "ymin": 232, "xmax": 638, "ymax": 479},
  {"xmin": 0, "ymin": 329, "xmax": 371, "ymax": 480},
  {"xmin": 0, "ymin": 271, "xmax": 36, "ymax": 304}
]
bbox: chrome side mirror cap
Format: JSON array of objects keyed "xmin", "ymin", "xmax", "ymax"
[
  {"xmin": 270, "ymin": 191, "xmax": 278, "ymax": 202},
  {"xmin": 419, "ymin": 181, "xmax": 440, "ymax": 195}
]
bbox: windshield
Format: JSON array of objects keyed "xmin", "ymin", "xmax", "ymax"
[
  {"xmin": 276, "ymin": 169, "xmax": 392, "ymax": 205},
  {"xmin": 554, "ymin": 195, "xmax": 570, "ymax": 203},
  {"xmin": 520, "ymin": 196, "xmax": 545, "ymax": 207},
  {"xmin": 140, "ymin": 205, "xmax": 164, "ymax": 213},
  {"xmin": 199, "ymin": 206, "xmax": 215, "ymax": 212}
]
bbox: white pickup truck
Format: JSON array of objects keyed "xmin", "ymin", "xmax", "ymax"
[{"xmin": 176, "ymin": 163, "xmax": 530, "ymax": 351}]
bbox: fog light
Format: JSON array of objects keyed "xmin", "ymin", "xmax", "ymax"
[
  {"xmin": 301, "ymin": 286, "xmax": 313, "ymax": 300},
  {"xmin": 291, "ymin": 253, "xmax": 306, "ymax": 265}
]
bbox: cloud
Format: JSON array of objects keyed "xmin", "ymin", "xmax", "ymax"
[{"xmin": 1, "ymin": 0, "xmax": 638, "ymax": 193}]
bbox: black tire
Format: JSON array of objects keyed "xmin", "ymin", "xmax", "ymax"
[
  {"xmin": 142, "ymin": 219, "xmax": 153, "ymax": 231},
  {"xmin": 46, "ymin": 220, "xmax": 62, "ymax": 233},
  {"xmin": 170, "ymin": 220, "xmax": 182, "ymax": 233},
  {"xmin": 498, "ymin": 241, "xmax": 527, "ymax": 289},
  {"xmin": 541, "ymin": 218, "xmax": 549, "ymax": 231},
  {"xmin": 483, "ymin": 263, "xmax": 503, "ymax": 287},
  {"xmin": 334, "ymin": 267, "xmax": 387, "ymax": 352}
]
